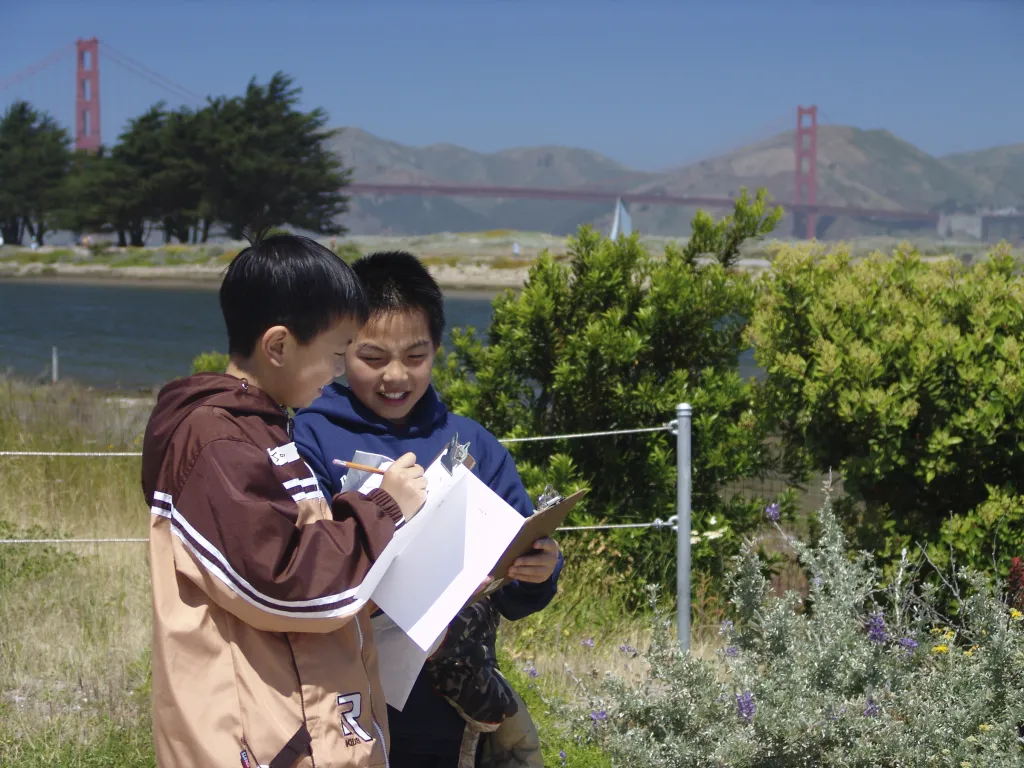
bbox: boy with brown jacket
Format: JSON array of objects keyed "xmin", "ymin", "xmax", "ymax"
[{"xmin": 141, "ymin": 234, "xmax": 427, "ymax": 768}]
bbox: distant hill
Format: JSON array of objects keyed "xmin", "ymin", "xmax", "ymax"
[
  {"xmin": 331, "ymin": 126, "xmax": 1022, "ymax": 238},
  {"xmin": 942, "ymin": 143, "xmax": 1024, "ymax": 209}
]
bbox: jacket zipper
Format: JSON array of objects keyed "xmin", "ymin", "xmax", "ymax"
[
  {"xmin": 285, "ymin": 635, "xmax": 317, "ymax": 768},
  {"xmin": 354, "ymin": 617, "xmax": 389, "ymax": 768}
]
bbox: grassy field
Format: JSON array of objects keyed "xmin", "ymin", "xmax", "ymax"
[{"xmin": 0, "ymin": 379, "xmax": 673, "ymax": 766}]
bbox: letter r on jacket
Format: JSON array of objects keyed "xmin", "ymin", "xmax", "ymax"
[{"xmin": 337, "ymin": 693, "xmax": 372, "ymax": 743}]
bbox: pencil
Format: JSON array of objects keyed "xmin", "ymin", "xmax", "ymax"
[{"xmin": 332, "ymin": 459, "xmax": 387, "ymax": 475}]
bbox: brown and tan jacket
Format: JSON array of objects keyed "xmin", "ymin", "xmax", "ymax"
[{"xmin": 141, "ymin": 373, "xmax": 404, "ymax": 768}]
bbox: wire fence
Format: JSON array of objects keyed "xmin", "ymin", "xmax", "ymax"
[
  {"xmin": 0, "ymin": 422, "xmax": 681, "ymax": 544},
  {"xmin": 0, "ymin": 423, "xmax": 675, "ymax": 458}
]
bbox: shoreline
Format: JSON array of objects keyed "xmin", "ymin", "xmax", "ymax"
[
  {"xmin": 0, "ymin": 237, "xmax": 982, "ymax": 292},
  {"xmin": 0, "ymin": 262, "xmax": 522, "ymax": 294}
]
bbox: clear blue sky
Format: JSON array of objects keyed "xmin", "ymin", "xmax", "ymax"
[{"xmin": 1, "ymin": 1, "xmax": 1020, "ymax": 171}]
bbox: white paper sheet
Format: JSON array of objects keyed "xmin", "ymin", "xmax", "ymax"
[
  {"xmin": 343, "ymin": 444, "xmax": 529, "ymax": 706},
  {"xmin": 355, "ymin": 451, "xmax": 470, "ymax": 603},
  {"xmin": 369, "ymin": 612, "xmax": 445, "ymax": 711}
]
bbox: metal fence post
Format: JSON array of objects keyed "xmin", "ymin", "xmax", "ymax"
[
  {"xmin": 676, "ymin": 403, "xmax": 692, "ymax": 652},
  {"xmin": 52, "ymin": 346, "xmax": 58, "ymax": 384}
]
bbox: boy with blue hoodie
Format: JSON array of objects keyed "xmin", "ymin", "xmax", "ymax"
[{"xmin": 294, "ymin": 251, "xmax": 562, "ymax": 768}]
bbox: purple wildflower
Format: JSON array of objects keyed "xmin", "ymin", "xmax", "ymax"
[
  {"xmin": 812, "ymin": 576, "xmax": 823, "ymax": 588},
  {"xmin": 867, "ymin": 612, "xmax": 888, "ymax": 644},
  {"xmin": 581, "ymin": 638, "xmax": 595, "ymax": 649},
  {"xmin": 719, "ymin": 620, "xmax": 734, "ymax": 636},
  {"xmin": 735, "ymin": 691, "xmax": 756, "ymax": 723},
  {"xmin": 559, "ymin": 749, "xmax": 567, "ymax": 766},
  {"xmin": 619, "ymin": 643, "xmax": 637, "ymax": 656},
  {"xmin": 590, "ymin": 709, "xmax": 608, "ymax": 723},
  {"xmin": 863, "ymin": 698, "xmax": 880, "ymax": 718},
  {"xmin": 524, "ymin": 661, "xmax": 539, "ymax": 679},
  {"xmin": 764, "ymin": 502, "xmax": 781, "ymax": 522},
  {"xmin": 725, "ymin": 646, "xmax": 739, "ymax": 658},
  {"xmin": 898, "ymin": 636, "xmax": 919, "ymax": 653}
]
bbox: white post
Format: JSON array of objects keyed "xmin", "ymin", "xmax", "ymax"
[
  {"xmin": 676, "ymin": 403, "xmax": 692, "ymax": 651},
  {"xmin": 52, "ymin": 346, "xmax": 58, "ymax": 384}
]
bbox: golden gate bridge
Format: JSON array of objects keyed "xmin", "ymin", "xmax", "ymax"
[{"xmin": 0, "ymin": 38, "xmax": 943, "ymax": 239}]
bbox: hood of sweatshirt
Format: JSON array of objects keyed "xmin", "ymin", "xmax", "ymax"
[{"xmin": 141, "ymin": 373, "xmax": 287, "ymax": 499}]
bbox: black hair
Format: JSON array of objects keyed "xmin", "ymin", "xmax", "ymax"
[
  {"xmin": 351, "ymin": 251, "xmax": 446, "ymax": 346},
  {"xmin": 220, "ymin": 232, "xmax": 369, "ymax": 357}
]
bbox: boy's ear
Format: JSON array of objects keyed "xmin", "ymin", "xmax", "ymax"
[{"xmin": 260, "ymin": 326, "xmax": 290, "ymax": 369}]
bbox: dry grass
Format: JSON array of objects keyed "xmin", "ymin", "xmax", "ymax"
[{"xmin": 0, "ymin": 380, "xmax": 153, "ymax": 764}]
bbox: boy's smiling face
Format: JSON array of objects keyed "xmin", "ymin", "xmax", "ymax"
[{"xmin": 346, "ymin": 308, "xmax": 437, "ymax": 423}]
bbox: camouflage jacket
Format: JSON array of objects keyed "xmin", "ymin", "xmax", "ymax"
[{"xmin": 424, "ymin": 597, "xmax": 519, "ymax": 731}]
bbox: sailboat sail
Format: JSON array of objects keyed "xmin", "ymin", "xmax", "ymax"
[{"xmin": 610, "ymin": 198, "xmax": 633, "ymax": 239}]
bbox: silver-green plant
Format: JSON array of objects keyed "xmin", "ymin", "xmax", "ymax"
[{"xmin": 583, "ymin": 483, "xmax": 1024, "ymax": 766}]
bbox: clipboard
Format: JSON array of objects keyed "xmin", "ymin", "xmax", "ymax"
[{"xmin": 488, "ymin": 488, "xmax": 588, "ymax": 580}]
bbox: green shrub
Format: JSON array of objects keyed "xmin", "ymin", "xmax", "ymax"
[
  {"xmin": 748, "ymin": 242, "xmax": 1024, "ymax": 571},
  {"xmin": 929, "ymin": 488, "xmax": 1024, "ymax": 586},
  {"xmin": 435, "ymin": 192, "xmax": 785, "ymax": 595},
  {"xmin": 584, "ymin": 491, "xmax": 1024, "ymax": 766},
  {"xmin": 334, "ymin": 241, "xmax": 363, "ymax": 264},
  {"xmin": 190, "ymin": 351, "xmax": 229, "ymax": 375},
  {"xmin": 87, "ymin": 241, "xmax": 111, "ymax": 258}
]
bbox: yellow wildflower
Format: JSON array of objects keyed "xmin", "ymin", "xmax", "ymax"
[
  {"xmin": 1011, "ymin": 608, "xmax": 1022, "ymax": 621},
  {"xmin": 979, "ymin": 723, "xmax": 992, "ymax": 732},
  {"xmin": 942, "ymin": 629, "xmax": 955, "ymax": 641},
  {"xmin": 932, "ymin": 644, "xmax": 949, "ymax": 654},
  {"xmin": 930, "ymin": 627, "xmax": 943, "ymax": 635}
]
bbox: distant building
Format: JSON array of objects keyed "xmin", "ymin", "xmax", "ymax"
[{"xmin": 938, "ymin": 209, "xmax": 1024, "ymax": 243}]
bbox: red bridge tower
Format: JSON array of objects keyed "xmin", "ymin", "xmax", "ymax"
[
  {"xmin": 75, "ymin": 38, "xmax": 101, "ymax": 152},
  {"xmin": 794, "ymin": 105, "xmax": 818, "ymax": 239}
]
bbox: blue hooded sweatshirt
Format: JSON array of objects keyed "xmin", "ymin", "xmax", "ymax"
[{"xmin": 293, "ymin": 383, "xmax": 563, "ymax": 753}]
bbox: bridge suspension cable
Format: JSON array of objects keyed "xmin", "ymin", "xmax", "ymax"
[
  {"xmin": 100, "ymin": 42, "xmax": 205, "ymax": 105},
  {"xmin": 0, "ymin": 43, "xmax": 75, "ymax": 94}
]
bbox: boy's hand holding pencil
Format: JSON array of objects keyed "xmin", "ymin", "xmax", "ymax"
[{"xmin": 336, "ymin": 453, "xmax": 426, "ymax": 521}]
